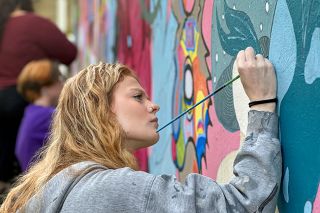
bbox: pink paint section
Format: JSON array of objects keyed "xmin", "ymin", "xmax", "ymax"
[
  {"xmin": 171, "ymin": 137, "xmax": 177, "ymax": 161},
  {"xmin": 201, "ymin": 80, "xmax": 240, "ymax": 179},
  {"xmin": 177, "ymin": 45, "xmax": 185, "ymax": 80},
  {"xmin": 183, "ymin": 0, "xmax": 195, "ymax": 13},
  {"xmin": 116, "ymin": 0, "xmax": 152, "ymax": 95},
  {"xmin": 202, "ymin": 0, "xmax": 213, "ymax": 72},
  {"xmin": 313, "ymin": 185, "xmax": 320, "ymax": 213},
  {"xmin": 166, "ymin": 0, "xmax": 172, "ymax": 22}
]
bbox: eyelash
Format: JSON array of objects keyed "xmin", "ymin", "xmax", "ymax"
[{"xmin": 133, "ymin": 94, "xmax": 143, "ymax": 101}]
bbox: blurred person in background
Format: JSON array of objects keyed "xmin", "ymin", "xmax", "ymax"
[
  {"xmin": 0, "ymin": 0, "xmax": 77, "ymax": 194},
  {"xmin": 15, "ymin": 59, "xmax": 64, "ymax": 172}
]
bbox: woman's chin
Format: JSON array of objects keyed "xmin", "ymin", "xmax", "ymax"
[
  {"xmin": 144, "ymin": 135, "xmax": 159, "ymax": 147},
  {"xmin": 153, "ymin": 134, "xmax": 160, "ymax": 144},
  {"xmin": 148, "ymin": 134, "xmax": 160, "ymax": 147}
]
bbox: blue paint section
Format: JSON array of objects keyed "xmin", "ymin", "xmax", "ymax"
[
  {"xmin": 172, "ymin": 59, "xmax": 185, "ymax": 142},
  {"xmin": 148, "ymin": 0, "xmax": 177, "ymax": 176},
  {"xmin": 277, "ymin": 0, "xmax": 320, "ymax": 212},
  {"xmin": 196, "ymin": 136, "xmax": 206, "ymax": 169},
  {"xmin": 283, "ymin": 167, "xmax": 289, "ymax": 203},
  {"xmin": 304, "ymin": 201, "xmax": 312, "ymax": 213},
  {"xmin": 269, "ymin": 0, "xmax": 296, "ymax": 110},
  {"xmin": 105, "ymin": 0, "xmax": 117, "ymax": 62},
  {"xmin": 305, "ymin": 28, "xmax": 320, "ymax": 84}
]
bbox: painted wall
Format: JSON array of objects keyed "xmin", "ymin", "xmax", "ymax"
[{"xmin": 73, "ymin": 0, "xmax": 320, "ymax": 212}]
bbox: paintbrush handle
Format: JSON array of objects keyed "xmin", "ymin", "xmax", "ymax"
[{"xmin": 156, "ymin": 75, "xmax": 240, "ymax": 133}]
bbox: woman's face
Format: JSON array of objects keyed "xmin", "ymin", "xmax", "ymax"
[{"xmin": 111, "ymin": 75, "xmax": 160, "ymax": 151}]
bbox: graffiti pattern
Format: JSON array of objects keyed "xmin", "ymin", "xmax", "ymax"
[{"xmin": 170, "ymin": 0, "xmax": 211, "ymax": 179}]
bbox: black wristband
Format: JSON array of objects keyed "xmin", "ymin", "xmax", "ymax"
[{"xmin": 249, "ymin": 97, "xmax": 278, "ymax": 107}]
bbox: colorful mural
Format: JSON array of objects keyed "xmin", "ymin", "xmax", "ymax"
[
  {"xmin": 73, "ymin": 0, "xmax": 320, "ymax": 211},
  {"xmin": 170, "ymin": 0, "xmax": 211, "ymax": 180}
]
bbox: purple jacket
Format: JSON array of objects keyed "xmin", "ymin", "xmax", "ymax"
[{"xmin": 15, "ymin": 104, "xmax": 54, "ymax": 171}]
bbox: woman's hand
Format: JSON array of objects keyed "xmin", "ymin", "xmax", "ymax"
[{"xmin": 235, "ymin": 47, "xmax": 277, "ymax": 112}]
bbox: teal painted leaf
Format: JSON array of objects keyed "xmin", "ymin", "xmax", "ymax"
[{"xmin": 216, "ymin": 1, "xmax": 261, "ymax": 56}]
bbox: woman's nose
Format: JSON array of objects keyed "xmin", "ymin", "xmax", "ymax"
[
  {"xmin": 153, "ymin": 103, "xmax": 160, "ymax": 112},
  {"xmin": 148, "ymin": 103, "xmax": 160, "ymax": 113}
]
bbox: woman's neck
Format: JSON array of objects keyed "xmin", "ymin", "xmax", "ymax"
[
  {"xmin": 11, "ymin": 9, "xmax": 27, "ymax": 17},
  {"xmin": 33, "ymin": 97, "xmax": 52, "ymax": 107}
]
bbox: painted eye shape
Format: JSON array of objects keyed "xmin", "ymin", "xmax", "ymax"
[
  {"xmin": 184, "ymin": 57, "xmax": 194, "ymax": 121},
  {"xmin": 184, "ymin": 57, "xmax": 194, "ymax": 104},
  {"xmin": 184, "ymin": 65, "xmax": 193, "ymax": 100}
]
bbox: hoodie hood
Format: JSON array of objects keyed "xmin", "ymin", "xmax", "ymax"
[{"xmin": 20, "ymin": 161, "xmax": 105, "ymax": 213}]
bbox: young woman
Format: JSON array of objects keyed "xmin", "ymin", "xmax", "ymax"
[
  {"xmin": 0, "ymin": 0, "xmax": 77, "ymax": 190},
  {"xmin": 15, "ymin": 59, "xmax": 64, "ymax": 172},
  {"xmin": 0, "ymin": 47, "xmax": 281, "ymax": 212}
]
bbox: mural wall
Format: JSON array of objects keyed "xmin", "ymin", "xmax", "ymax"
[{"xmin": 73, "ymin": 0, "xmax": 320, "ymax": 212}]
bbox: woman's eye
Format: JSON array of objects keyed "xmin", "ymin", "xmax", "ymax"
[{"xmin": 133, "ymin": 94, "xmax": 143, "ymax": 101}]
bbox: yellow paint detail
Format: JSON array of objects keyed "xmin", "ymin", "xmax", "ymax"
[
  {"xmin": 180, "ymin": 29, "xmax": 200, "ymax": 62},
  {"xmin": 194, "ymin": 91, "xmax": 205, "ymax": 138},
  {"xmin": 176, "ymin": 126, "xmax": 185, "ymax": 166}
]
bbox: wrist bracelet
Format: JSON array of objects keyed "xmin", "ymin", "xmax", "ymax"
[{"xmin": 249, "ymin": 97, "xmax": 278, "ymax": 107}]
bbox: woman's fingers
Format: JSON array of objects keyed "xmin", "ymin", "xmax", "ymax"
[
  {"xmin": 255, "ymin": 54, "xmax": 264, "ymax": 63},
  {"xmin": 235, "ymin": 47, "xmax": 277, "ymax": 112},
  {"xmin": 236, "ymin": 50, "xmax": 246, "ymax": 70},
  {"xmin": 244, "ymin": 47, "xmax": 255, "ymax": 62}
]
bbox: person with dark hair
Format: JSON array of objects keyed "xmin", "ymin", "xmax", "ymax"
[
  {"xmin": 1, "ymin": 47, "xmax": 281, "ymax": 212},
  {"xmin": 0, "ymin": 0, "xmax": 77, "ymax": 194},
  {"xmin": 15, "ymin": 59, "xmax": 64, "ymax": 172}
]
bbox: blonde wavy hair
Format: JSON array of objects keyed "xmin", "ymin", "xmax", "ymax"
[{"xmin": 0, "ymin": 62, "xmax": 138, "ymax": 212}]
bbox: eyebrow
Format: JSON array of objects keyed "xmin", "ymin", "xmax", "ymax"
[{"xmin": 129, "ymin": 88, "xmax": 149, "ymax": 99}]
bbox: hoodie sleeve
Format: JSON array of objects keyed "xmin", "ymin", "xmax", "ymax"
[{"xmin": 146, "ymin": 110, "xmax": 282, "ymax": 213}]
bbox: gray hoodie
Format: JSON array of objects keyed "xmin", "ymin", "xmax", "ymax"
[{"xmin": 21, "ymin": 110, "xmax": 281, "ymax": 213}]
